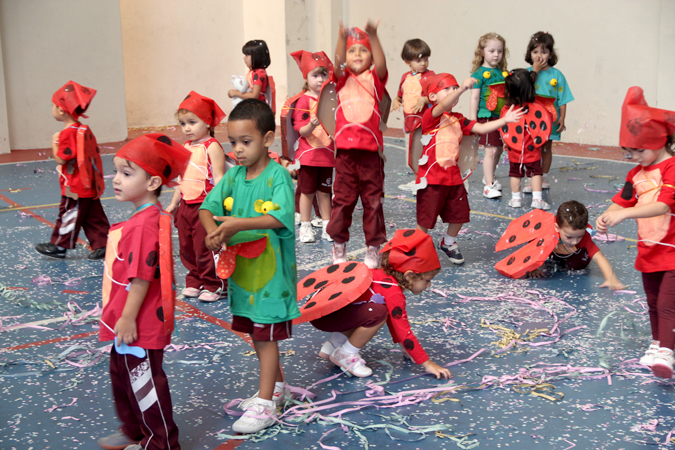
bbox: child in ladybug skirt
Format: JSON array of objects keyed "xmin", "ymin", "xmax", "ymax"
[{"xmin": 310, "ymin": 229, "xmax": 452, "ymax": 379}]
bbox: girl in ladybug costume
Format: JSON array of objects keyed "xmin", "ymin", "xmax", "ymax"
[
  {"xmin": 307, "ymin": 229, "xmax": 452, "ymax": 379},
  {"xmin": 597, "ymin": 87, "xmax": 675, "ymax": 378}
]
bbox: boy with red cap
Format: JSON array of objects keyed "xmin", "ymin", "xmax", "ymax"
[
  {"xmin": 416, "ymin": 73, "xmax": 523, "ymax": 264},
  {"xmin": 35, "ymin": 81, "xmax": 110, "ymax": 260},
  {"xmin": 597, "ymin": 86, "xmax": 675, "ymax": 378},
  {"xmin": 167, "ymin": 91, "xmax": 227, "ymax": 302},
  {"xmin": 310, "ymin": 229, "xmax": 452, "ymax": 379},
  {"xmin": 328, "ymin": 20, "xmax": 389, "ymax": 269},
  {"xmin": 288, "ymin": 50, "xmax": 335, "ymax": 243},
  {"xmin": 97, "ymin": 133, "xmax": 191, "ymax": 450}
]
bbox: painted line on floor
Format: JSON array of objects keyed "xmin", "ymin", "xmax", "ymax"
[{"xmin": 0, "ymin": 330, "xmax": 99, "ymax": 353}]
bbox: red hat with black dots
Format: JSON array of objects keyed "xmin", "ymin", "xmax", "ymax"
[
  {"xmin": 380, "ymin": 229, "xmax": 440, "ymax": 273},
  {"xmin": 423, "ymin": 73, "xmax": 459, "ymax": 96},
  {"xmin": 52, "ymin": 81, "xmax": 96, "ymax": 119},
  {"xmin": 620, "ymin": 86, "xmax": 675, "ymax": 150},
  {"xmin": 290, "ymin": 50, "xmax": 334, "ymax": 79},
  {"xmin": 347, "ymin": 27, "xmax": 371, "ymax": 52},
  {"xmin": 115, "ymin": 134, "xmax": 191, "ymax": 188},
  {"xmin": 178, "ymin": 91, "xmax": 226, "ymax": 128}
]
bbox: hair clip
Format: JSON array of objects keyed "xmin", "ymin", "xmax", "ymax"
[{"xmin": 502, "ymin": 71, "xmax": 509, "ymax": 78}]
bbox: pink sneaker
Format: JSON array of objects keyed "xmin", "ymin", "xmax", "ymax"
[
  {"xmin": 332, "ymin": 242, "xmax": 347, "ymax": 264},
  {"xmin": 181, "ymin": 287, "xmax": 201, "ymax": 298},
  {"xmin": 198, "ymin": 289, "xmax": 227, "ymax": 303}
]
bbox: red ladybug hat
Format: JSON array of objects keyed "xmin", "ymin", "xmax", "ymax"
[
  {"xmin": 423, "ymin": 73, "xmax": 459, "ymax": 97},
  {"xmin": 380, "ymin": 229, "xmax": 440, "ymax": 273},
  {"xmin": 291, "ymin": 50, "xmax": 334, "ymax": 79},
  {"xmin": 620, "ymin": 87, "xmax": 675, "ymax": 150},
  {"xmin": 346, "ymin": 27, "xmax": 371, "ymax": 52},
  {"xmin": 115, "ymin": 134, "xmax": 191, "ymax": 188},
  {"xmin": 178, "ymin": 91, "xmax": 226, "ymax": 128},
  {"xmin": 52, "ymin": 81, "xmax": 96, "ymax": 119}
]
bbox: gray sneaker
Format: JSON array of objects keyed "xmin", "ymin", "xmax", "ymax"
[{"xmin": 97, "ymin": 431, "xmax": 137, "ymax": 450}]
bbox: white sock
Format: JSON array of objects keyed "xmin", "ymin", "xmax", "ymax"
[
  {"xmin": 533, "ymin": 191, "xmax": 543, "ymax": 200},
  {"xmin": 512, "ymin": 192, "xmax": 522, "ymax": 200},
  {"xmin": 444, "ymin": 235, "xmax": 456, "ymax": 246},
  {"xmin": 329, "ymin": 332, "xmax": 348, "ymax": 348},
  {"xmin": 301, "ymin": 221, "xmax": 311, "ymax": 228},
  {"xmin": 322, "ymin": 220, "xmax": 329, "ymax": 229},
  {"xmin": 256, "ymin": 397, "xmax": 276, "ymax": 408},
  {"xmin": 341, "ymin": 340, "xmax": 361, "ymax": 354},
  {"xmin": 274, "ymin": 381, "xmax": 286, "ymax": 392}
]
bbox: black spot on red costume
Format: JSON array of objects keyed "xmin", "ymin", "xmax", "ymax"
[
  {"xmin": 163, "ymin": 165, "xmax": 172, "ymax": 178},
  {"xmin": 342, "ymin": 276, "xmax": 355, "ymax": 284},
  {"xmin": 391, "ymin": 306, "xmax": 403, "ymax": 319},
  {"xmin": 620, "ymin": 181, "xmax": 634, "ymax": 200},
  {"xmin": 128, "ymin": 252, "xmax": 133, "ymax": 263},
  {"xmin": 253, "ymin": 73, "xmax": 259, "ymax": 81},
  {"xmin": 156, "ymin": 306, "xmax": 165, "ymax": 322},
  {"xmin": 302, "ymin": 112, "xmax": 310, "ymax": 121},
  {"xmin": 303, "ymin": 277, "xmax": 316, "ymax": 288},
  {"xmin": 327, "ymin": 265, "xmax": 339, "ymax": 274},
  {"xmin": 315, "ymin": 280, "xmax": 328, "ymax": 289},
  {"xmin": 146, "ymin": 251, "xmax": 158, "ymax": 267},
  {"xmin": 304, "ymin": 301, "xmax": 316, "ymax": 309},
  {"xmin": 63, "ymin": 148, "xmax": 72, "ymax": 156},
  {"xmin": 403, "ymin": 339, "xmax": 415, "ymax": 350},
  {"xmin": 157, "ymin": 135, "xmax": 172, "ymax": 145},
  {"xmin": 403, "ymin": 230, "xmax": 415, "ymax": 237},
  {"xmin": 403, "ymin": 247, "xmax": 416, "ymax": 257},
  {"xmin": 626, "ymin": 118, "xmax": 642, "ymax": 136},
  {"xmin": 344, "ymin": 263, "xmax": 358, "ymax": 273}
]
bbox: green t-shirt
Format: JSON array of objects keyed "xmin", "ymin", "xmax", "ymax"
[
  {"xmin": 528, "ymin": 66, "xmax": 574, "ymax": 140},
  {"xmin": 471, "ymin": 67, "xmax": 505, "ymax": 118},
  {"xmin": 200, "ymin": 160, "xmax": 299, "ymax": 324}
]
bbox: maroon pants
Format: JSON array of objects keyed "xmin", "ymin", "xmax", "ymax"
[
  {"xmin": 174, "ymin": 202, "xmax": 224, "ymax": 292},
  {"xmin": 50, "ymin": 196, "xmax": 109, "ymax": 250},
  {"xmin": 642, "ymin": 271, "xmax": 675, "ymax": 349},
  {"xmin": 109, "ymin": 348, "xmax": 180, "ymax": 450},
  {"xmin": 328, "ymin": 150, "xmax": 386, "ymax": 246}
]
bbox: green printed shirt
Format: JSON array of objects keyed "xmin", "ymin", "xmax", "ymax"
[{"xmin": 471, "ymin": 67, "xmax": 505, "ymax": 118}]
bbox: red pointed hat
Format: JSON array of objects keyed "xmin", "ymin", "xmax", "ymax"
[
  {"xmin": 115, "ymin": 134, "xmax": 191, "ymax": 187},
  {"xmin": 620, "ymin": 87, "xmax": 675, "ymax": 150},
  {"xmin": 347, "ymin": 27, "xmax": 371, "ymax": 51},
  {"xmin": 423, "ymin": 73, "xmax": 459, "ymax": 96},
  {"xmin": 380, "ymin": 229, "xmax": 440, "ymax": 273},
  {"xmin": 178, "ymin": 91, "xmax": 226, "ymax": 128},
  {"xmin": 52, "ymin": 81, "xmax": 96, "ymax": 119},
  {"xmin": 291, "ymin": 50, "xmax": 334, "ymax": 79}
]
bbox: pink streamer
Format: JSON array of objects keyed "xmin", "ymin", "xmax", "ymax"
[
  {"xmin": 45, "ymin": 398, "xmax": 77, "ymax": 413},
  {"xmin": 584, "ymin": 183, "xmax": 612, "ymax": 194},
  {"xmin": 635, "ymin": 419, "xmax": 658, "ymax": 432},
  {"xmin": 31, "ymin": 275, "xmax": 52, "ymax": 285}
]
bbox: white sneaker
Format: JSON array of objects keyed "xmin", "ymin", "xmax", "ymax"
[
  {"xmin": 482, "ymin": 177, "xmax": 502, "ymax": 191},
  {"xmin": 321, "ymin": 227, "xmax": 334, "ymax": 242},
  {"xmin": 508, "ymin": 198, "xmax": 522, "ymax": 208},
  {"xmin": 329, "ymin": 346, "xmax": 373, "ymax": 377},
  {"xmin": 639, "ymin": 341, "xmax": 661, "ymax": 366},
  {"xmin": 364, "ymin": 245, "xmax": 380, "ymax": 269},
  {"xmin": 531, "ymin": 199, "xmax": 551, "ymax": 210},
  {"xmin": 651, "ymin": 348, "xmax": 674, "ymax": 379},
  {"xmin": 398, "ymin": 180, "xmax": 416, "ymax": 192},
  {"xmin": 483, "ymin": 183, "xmax": 502, "ymax": 199},
  {"xmin": 181, "ymin": 287, "xmax": 201, "ymax": 298},
  {"xmin": 299, "ymin": 225, "xmax": 316, "ymax": 243},
  {"xmin": 295, "ymin": 212, "xmax": 301, "ymax": 226},
  {"xmin": 198, "ymin": 289, "xmax": 227, "ymax": 303},
  {"xmin": 232, "ymin": 398, "xmax": 277, "ymax": 433},
  {"xmin": 311, "ymin": 216, "xmax": 323, "ymax": 228},
  {"xmin": 332, "ymin": 242, "xmax": 347, "ymax": 264},
  {"xmin": 319, "ymin": 341, "xmax": 335, "ymax": 360},
  {"xmin": 238, "ymin": 385, "xmax": 287, "ymax": 411}
]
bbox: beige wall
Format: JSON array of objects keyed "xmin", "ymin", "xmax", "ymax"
[{"xmin": 0, "ymin": 0, "xmax": 127, "ymax": 151}]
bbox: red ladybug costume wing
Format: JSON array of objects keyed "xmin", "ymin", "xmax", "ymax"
[
  {"xmin": 293, "ymin": 262, "xmax": 371, "ymax": 324},
  {"xmin": 158, "ymin": 212, "xmax": 176, "ymax": 335},
  {"xmin": 486, "ymin": 82, "xmax": 506, "ymax": 112},
  {"xmin": 495, "ymin": 227, "xmax": 559, "ymax": 279},
  {"xmin": 280, "ymin": 92, "xmax": 304, "ymax": 160},
  {"xmin": 76, "ymin": 125, "xmax": 105, "ymax": 199},
  {"xmin": 316, "ymin": 81, "xmax": 338, "ymax": 139},
  {"xmin": 216, "ymin": 237, "xmax": 268, "ymax": 279},
  {"xmin": 535, "ymin": 95, "xmax": 558, "ymax": 122},
  {"xmin": 495, "ymin": 210, "xmax": 556, "ymax": 252},
  {"xmin": 499, "ymin": 102, "xmax": 553, "ymax": 152}
]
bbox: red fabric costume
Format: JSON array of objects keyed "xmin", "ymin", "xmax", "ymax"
[
  {"xmin": 397, "ymin": 70, "xmax": 435, "ymax": 133},
  {"xmin": 292, "ymin": 93, "xmax": 335, "ymax": 167},
  {"xmin": 247, "ymin": 68, "xmax": 269, "ymax": 102}
]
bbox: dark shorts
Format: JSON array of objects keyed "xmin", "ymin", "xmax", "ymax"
[
  {"xmin": 310, "ymin": 302, "xmax": 388, "ymax": 332},
  {"xmin": 231, "ymin": 315, "xmax": 292, "ymax": 341},
  {"xmin": 477, "ymin": 117, "xmax": 504, "ymax": 148},
  {"xmin": 416, "ymin": 184, "xmax": 471, "ymax": 229},
  {"xmin": 298, "ymin": 166, "xmax": 333, "ymax": 195},
  {"xmin": 509, "ymin": 160, "xmax": 543, "ymax": 178}
]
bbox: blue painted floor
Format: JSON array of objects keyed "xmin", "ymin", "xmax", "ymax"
[{"xmin": 1, "ymin": 137, "xmax": 673, "ymax": 450}]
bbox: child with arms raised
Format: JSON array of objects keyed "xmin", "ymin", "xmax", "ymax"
[
  {"xmin": 167, "ymin": 92, "xmax": 227, "ymax": 302},
  {"xmin": 35, "ymin": 81, "xmax": 110, "ymax": 260},
  {"xmin": 469, "ymin": 33, "xmax": 509, "ymax": 199},
  {"xmin": 328, "ymin": 20, "xmax": 388, "ymax": 268},
  {"xmin": 97, "ymin": 134, "xmax": 191, "ymax": 450},
  {"xmin": 289, "ymin": 50, "xmax": 335, "ymax": 243},
  {"xmin": 524, "ymin": 32, "xmax": 574, "ymax": 193},
  {"xmin": 391, "ymin": 39, "xmax": 435, "ymax": 191},
  {"xmin": 311, "ymin": 229, "xmax": 451, "ymax": 379},
  {"xmin": 416, "ymin": 73, "xmax": 523, "ymax": 264},
  {"xmin": 200, "ymin": 99, "xmax": 299, "ymax": 433},
  {"xmin": 597, "ymin": 87, "xmax": 675, "ymax": 378}
]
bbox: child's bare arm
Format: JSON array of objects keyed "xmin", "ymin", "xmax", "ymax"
[
  {"xmin": 471, "ymin": 105, "xmax": 524, "ymax": 134},
  {"xmin": 165, "ymin": 189, "xmax": 181, "ymax": 214},
  {"xmin": 469, "ymin": 88, "xmax": 480, "ymax": 121},
  {"xmin": 205, "ymin": 215, "xmax": 284, "ymax": 250},
  {"xmin": 114, "ymin": 278, "xmax": 150, "ymax": 345},
  {"xmin": 207, "ymin": 142, "xmax": 226, "ymax": 186},
  {"xmin": 412, "ymin": 97, "xmax": 428, "ymax": 114},
  {"xmin": 596, "ymin": 203, "xmax": 624, "ymax": 233},
  {"xmin": 555, "ymin": 104, "xmax": 567, "ymax": 133},
  {"xmin": 598, "ymin": 202, "xmax": 669, "ymax": 230},
  {"xmin": 365, "ymin": 20, "xmax": 387, "ymax": 81},
  {"xmin": 298, "ymin": 116, "xmax": 320, "ymax": 137},
  {"xmin": 199, "ymin": 209, "xmax": 222, "ymax": 251},
  {"xmin": 229, "ymin": 85, "xmax": 262, "ymax": 100},
  {"xmin": 432, "ymin": 78, "xmax": 476, "ymax": 118},
  {"xmin": 391, "ymin": 96, "xmax": 402, "ymax": 112},
  {"xmin": 334, "ymin": 20, "xmax": 348, "ymax": 79},
  {"xmin": 593, "ymin": 251, "xmax": 625, "ymax": 290}
]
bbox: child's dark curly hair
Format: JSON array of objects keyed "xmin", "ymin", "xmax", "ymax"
[
  {"xmin": 525, "ymin": 32, "xmax": 558, "ymax": 67},
  {"xmin": 504, "ymin": 68, "xmax": 537, "ymax": 107},
  {"xmin": 381, "ymin": 250, "xmax": 440, "ymax": 291}
]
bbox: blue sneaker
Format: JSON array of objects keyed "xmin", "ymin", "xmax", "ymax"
[{"xmin": 438, "ymin": 240, "xmax": 464, "ymax": 265}]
